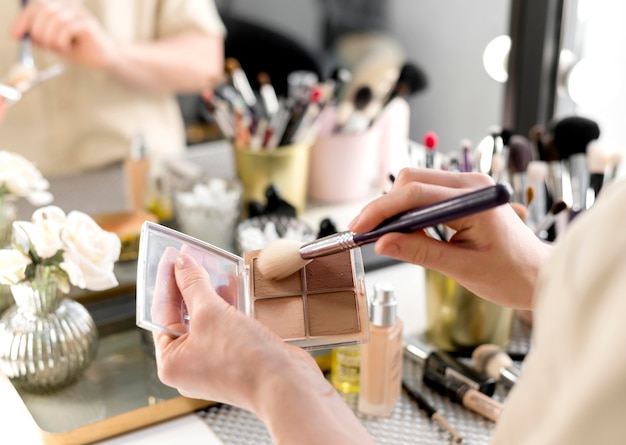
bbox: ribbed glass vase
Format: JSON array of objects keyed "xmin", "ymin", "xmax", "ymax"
[
  {"xmin": 0, "ymin": 265, "xmax": 99, "ymax": 392},
  {"xmin": 0, "ymin": 197, "xmax": 17, "ymax": 314}
]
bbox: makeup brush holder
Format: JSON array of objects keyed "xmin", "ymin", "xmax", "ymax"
[
  {"xmin": 233, "ymin": 141, "xmax": 311, "ymax": 216},
  {"xmin": 308, "ymin": 98, "xmax": 409, "ymax": 203},
  {"xmin": 424, "ymin": 269, "xmax": 514, "ymax": 352}
]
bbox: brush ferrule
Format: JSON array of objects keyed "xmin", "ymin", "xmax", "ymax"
[{"xmin": 299, "ymin": 231, "xmax": 357, "ymax": 259}]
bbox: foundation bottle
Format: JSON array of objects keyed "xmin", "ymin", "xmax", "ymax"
[
  {"xmin": 358, "ymin": 282, "xmax": 403, "ymax": 417},
  {"xmin": 124, "ymin": 133, "xmax": 151, "ymax": 212}
]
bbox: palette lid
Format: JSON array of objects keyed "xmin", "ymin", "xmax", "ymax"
[{"xmin": 136, "ymin": 221, "xmax": 247, "ymax": 337}]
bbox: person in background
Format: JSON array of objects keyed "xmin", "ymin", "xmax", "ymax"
[
  {"xmin": 0, "ymin": 0, "xmax": 225, "ymax": 178},
  {"xmin": 153, "ymin": 166, "xmax": 626, "ymax": 444},
  {"xmin": 0, "ymin": 99, "xmax": 6, "ymax": 124}
]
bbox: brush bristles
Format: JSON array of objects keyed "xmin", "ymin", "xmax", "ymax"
[
  {"xmin": 256, "ymin": 239, "xmax": 312, "ymax": 280},
  {"xmin": 472, "ymin": 344, "xmax": 512, "ymax": 380},
  {"xmin": 586, "ymin": 141, "xmax": 608, "ymax": 174},
  {"xmin": 527, "ymin": 160, "xmax": 548, "ymax": 183}
]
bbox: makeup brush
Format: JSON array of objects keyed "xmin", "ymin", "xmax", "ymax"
[
  {"xmin": 526, "ymin": 186, "xmax": 535, "ymax": 206},
  {"xmin": 534, "ymin": 200, "xmax": 568, "ymax": 239},
  {"xmin": 328, "ymin": 66, "xmax": 352, "ymax": 102},
  {"xmin": 507, "ymin": 135, "xmax": 534, "ymax": 203},
  {"xmin": 257, "ymin": 72, "xmax": 279, "ymax": 118},
  {"xmin": 257, "ymin": 184, "xmax": 512, "ymax": 280},
  {"xmin": 606, "ymin": 149, "xmax": 624, "ymax": 182},
  {"xmin": 587, "ymin": 140, "xmax": 608, "ymax": 202},
  {"xmin": 341, "ymin": 86, "xmax": 374, "ymax": 133},
  {"xmin": 460, "ymin": 139, "xmax": 473, "ymax": 172},
  {"xmin": 472, "ymin": 344, "xmax": 522, "ymax": 390},
  {"xmin": 424, "ymin": 131, "xmax": 438, "ymax": 169},
  {"xmin": 383, "ymin": 62, "xmax": 428, "ymax": 106},
  {"xmin": 225, "ymin": 57, "xmax": 257, "ymax": 112},
  {"xmin": 552, "ymin": 116, "xmax": 600, "ymax": 211}
]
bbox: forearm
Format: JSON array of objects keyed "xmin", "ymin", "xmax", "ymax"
[
  {"xmin": 106, "ymin": 32, "xmax": 225, "ymax": 93},
  {"xmin": 254, "ymin": 354, "xmax": 375, "ymax": 445}
]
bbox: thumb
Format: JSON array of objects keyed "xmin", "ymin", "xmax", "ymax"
[{"xmin": 174, "ymin": 253, "xmax": 219, "ymax": 314}]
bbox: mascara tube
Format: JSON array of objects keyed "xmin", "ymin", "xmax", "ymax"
[
  {"xmin": 404, "ymin": 342, "xmax": 496, "ymax": 396},
  {"xmin": 423, "ymin": 369, "xmax": 503, "ymax": 422}
]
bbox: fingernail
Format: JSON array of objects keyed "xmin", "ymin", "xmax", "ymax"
[{"xmin": 176, "ymin": 254, "xmax": 198, "ymax": 269}]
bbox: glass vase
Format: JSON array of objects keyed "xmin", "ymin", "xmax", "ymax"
[
  {"xmin": 0, "ymin": 266, "xmax": 99, "ymax": 392},
  {"xmin": 0, "ymin": 197, "xmax": 17, "ymax": 314}
]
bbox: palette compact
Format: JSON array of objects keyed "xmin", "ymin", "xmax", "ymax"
[{"xmin": 136, "ymin": 221, "xmax": 369, "ymax": 350}]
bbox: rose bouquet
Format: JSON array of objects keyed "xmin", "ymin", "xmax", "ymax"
[
  {"xmin": 0, "ymin": 150, "xmax": 53, "ymax": 207},
  {"xmin": 0, "ymin": 205, "xmax": 121, "ymax": 293},
  {"xmin": 0, "ymin": 205, "xmax": 122, "ymax": 391}
]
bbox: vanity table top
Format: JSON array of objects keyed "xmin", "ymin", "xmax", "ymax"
[{"xmin": 3, "ymin": 141, "xmax": 530, "ymax": 444}]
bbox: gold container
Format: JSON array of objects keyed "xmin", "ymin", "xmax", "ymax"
[
  {"xmin": 232, "ymin": 142, "xmax": 311, "ymax": 215},
  {"xmin": 425, "ymin": 269, "xmax": 514, "ymax": 352}
]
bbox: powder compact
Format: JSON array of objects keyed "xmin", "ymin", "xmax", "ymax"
[{"xmin": 136, "ymin": 221, "xmax": 370, "ymax": 350}]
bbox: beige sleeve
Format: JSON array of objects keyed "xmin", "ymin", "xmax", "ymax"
[
  {"xmin": 156, "ymin": 0, "xmax": 226, "ymax": 37},
  {"xmin": 490, "ymin": 177, "xmax": 626, "ymax": 445}
]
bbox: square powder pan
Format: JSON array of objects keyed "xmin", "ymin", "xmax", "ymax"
[{"xmin": 136, "ymin": 222, "xmax": 369, "ymax": 350}]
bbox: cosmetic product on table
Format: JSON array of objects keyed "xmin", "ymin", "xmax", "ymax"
[
  {"xmin": 358, "ymin": 282, "xmax": 403, "ymax": 417},
  {"xmin": 257, "ymin": 183, "xmax": 512, "ymax": 280},
  {"xmin": 422, "ymin": 367, "xmax": 503, "ymax": 422},
  {"xmin": 331, "ymin": 345, "xmax": 361, "ymax": 394},
  {"xmin": 93, "ymin": 135, "xmax": 159, "ymax": 260},
  {"xmin": 401, "ymin": 379, "xmax": 463, "ymax": 444},
  {"xmin": 404, "ymin": 341, "xmax": 496, "ymax": 396},
  {"xmin": 124, "ymin": 133, "xmax": 151, "ymax": 213},
  {"xmin": 404, "ymin": 340, "xmax": 502, "ymax": 422},
  {"xmin": 472, "ymin": 344, "xmax": 522, "ymax": 390},
  {"xmin": 136, "ymin": 222, "xmax": 369, "ymax": 351}
]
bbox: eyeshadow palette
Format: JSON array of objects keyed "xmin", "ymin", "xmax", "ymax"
[
  {"xmin": 136, "ymin": 222, "xmax": 369, "ymax": 350},
  {"xmin": 245, "ymin": 249, "xmax": 369, "ymax": 349}
]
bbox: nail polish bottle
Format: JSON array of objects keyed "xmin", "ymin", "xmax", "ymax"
[{"xmin": 358, "ymin": 282, "xmax": 403, "ymax": 417}]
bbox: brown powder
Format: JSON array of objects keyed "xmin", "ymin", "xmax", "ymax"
[
  {"xmin": 307, "ymin": 291, "xmax": 360, "ymax": 336},
  {"xmin": 245, "ymin": 251, "xmax": 302, "ymax": 298},
  {"xmin": 305, "ymin": 251, "xmax": 354, "ymax": 290},
  {"xmin": 254, "ymin": 296, "xmax": 306, "ymax": 339}
]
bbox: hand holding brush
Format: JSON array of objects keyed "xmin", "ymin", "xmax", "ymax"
[{"xmin": 257, "ymin": 183, "xmax": 512, "ymax": 280}]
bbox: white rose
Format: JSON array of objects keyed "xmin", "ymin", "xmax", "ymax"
[
  {"xmin": 0, "ymin": 248, "xmax": 31, "ymax": 285},
  {"xmin": 60, "ymin": 210, "xmax": 121, "ymax": 291},
  {"xmin": 12, "ymin": 207, "xmax": 65, "ymax": 260},
  {"xmin": 0, "ymin": 151, "xmax": 52, "ymax": 205}
]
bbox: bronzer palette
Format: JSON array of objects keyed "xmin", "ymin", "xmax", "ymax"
[
  {"xmin": 245, "ymin": 249, "xmax": 369, "ymax": 349},
  {"xmin": 136, "ymin": 222, "xmax": 369, "ymax": 350}
]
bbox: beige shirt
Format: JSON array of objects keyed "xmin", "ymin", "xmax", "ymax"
[
  {"xmin": 491, "ymin": 176, "xmax": 626, "ymax": 444},
  {"xmin": 0, "ymin": 0, "xmax": 225, "ymax": 178}
]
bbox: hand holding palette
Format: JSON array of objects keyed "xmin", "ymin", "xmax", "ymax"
[{"xmin": 136, "ymin": 222, "xmax": 369, "ymax": 350}]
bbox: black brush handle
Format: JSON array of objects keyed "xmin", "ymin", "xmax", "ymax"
[{"xmin": 353, "ymin": 184, "xmax": 511, "ymax": 245}]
